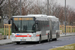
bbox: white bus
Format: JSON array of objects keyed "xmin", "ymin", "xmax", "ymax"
[{"xmin": 10, "ymin": 14, "xmax": 60, "ymax": 44}]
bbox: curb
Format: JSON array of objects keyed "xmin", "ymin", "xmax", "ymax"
[{"xmin": 60, "ymin": 34, "xmax": 75, "ymax": 37}]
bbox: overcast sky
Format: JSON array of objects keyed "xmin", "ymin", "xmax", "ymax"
[{"xmin": 56, "ymin": 0, "xmax": 75, "ymax": 9}]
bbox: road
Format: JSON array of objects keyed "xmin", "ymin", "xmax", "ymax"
[{"xmin": 0, "ymin": 36, "xmax": 75, "ymax": 50}]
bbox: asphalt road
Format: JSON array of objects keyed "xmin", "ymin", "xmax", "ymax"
[{"xmin": 0, "ymin": 36, "xmax": 75, "ymax": 50}]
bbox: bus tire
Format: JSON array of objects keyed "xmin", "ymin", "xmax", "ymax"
[
  {"xmin": 39, "ymin": 35, "xmax": 41, "ymax": 44},
  {"xmin": 55, "ymin": 38, "xmax": 57, "ymax": 41},
  {"xmin": 16, "ymin": 42, "xmax": 20, "ymax": 44},
  {"xmin": 52, "ymin": 38, "xmax": 57, "ymax": 41},
  {"xmin": 47, "ymin": 33, "xmax": 50, "ymax": 42}
]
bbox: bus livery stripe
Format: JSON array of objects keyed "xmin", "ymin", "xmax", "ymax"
[
  {"xmin": 36, "ymin": 35, "xmax": 40, "ymax": 37},
  {"xmin": 15, "ymin": 35, "xmax": 31, "ymax": 37},
  {"xmin": 46, "ymin": 34, "xmax": 48, "ymax": 35}
]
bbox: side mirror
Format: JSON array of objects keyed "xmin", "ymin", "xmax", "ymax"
[
  {"xmin": 8, "ymin": 20, "xmax": 10, "ymax": 24},
  {"xmin": 8, "ymin": 18, "xmax": 12, "ymax": 24}
]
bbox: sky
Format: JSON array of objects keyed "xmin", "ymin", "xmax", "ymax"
[{"xmin": 56, "ymin": 0, "xmax": 75, "ymax": 9}]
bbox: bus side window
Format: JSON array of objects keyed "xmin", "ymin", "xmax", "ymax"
[
  {"xmin": 36, "ymin": 21, "xmax": 40, "ymax": 31},
  {"xmin": 36, "ymin": 24, "xmax": 39, "ymax": 31}
]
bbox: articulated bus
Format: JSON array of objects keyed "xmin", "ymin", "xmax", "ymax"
[{"xmin": 10, "ymin": 14, "xmax": 60, "ymax": 44}]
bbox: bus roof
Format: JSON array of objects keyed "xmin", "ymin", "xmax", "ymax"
[
  {"xmin": 27, "ymin": 14, "xmax": 47, "ymax": 17},
  {"xmin": 47, "ymin": 16, "xmax": 57, "ymax": 18},
  {"xmin": 12, "ymin": 14, "xmax": 47, "ymax": 18},
  {"xmin": 12, "ymin": 15, "xmax": 59, "ymax": 21},
  {"xmin": 12, "ymin": 15, "xmax": 58, "ymax": 19}
]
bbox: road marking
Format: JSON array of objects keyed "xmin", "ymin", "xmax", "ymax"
[
  {"xmin": 26, "ymin": 45, "xmax": 34, "ymax": 48},
  {"xmin": 35, "ymin": 44, "xmax": 42, "ymax": 46},
  {"xmin": 15, "ymin": 44, "xmax": 43, "ymax": 50},
  {"xmin": 15, "ymin": 45, "xmax": 34, "ymax": 50},
  {"xmin": 15, "ymin": 47, "xmax": 24, "ymax": 50}
]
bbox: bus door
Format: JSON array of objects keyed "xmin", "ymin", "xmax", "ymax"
[{"xmin": 52, "ymin": 21, "xmax": 56, "ymax": 38}]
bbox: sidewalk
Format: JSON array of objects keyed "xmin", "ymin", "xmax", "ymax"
[
  {"xmin": 0, "ymin": 33, "xmax": 75, "ymax": 45},
  {"xmin": 0, "ymin": 39, "xmax": 13, "ymax": 45}
]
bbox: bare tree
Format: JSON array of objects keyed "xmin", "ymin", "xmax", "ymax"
[
  {"xmin": 2, "ymin": 0, "xmax": 20, "ymax": 19},
  {"xmin": 1, "ymin": 0, "xmax": 75, "ymax": 26},
  {"xmin": 0, "ymin": 0, "xmax": 5, "ymax": 17}
]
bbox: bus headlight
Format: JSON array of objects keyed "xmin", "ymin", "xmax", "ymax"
[{"xmin": 12, "ymin": 34, "xmax": 16, "ymax": 38}]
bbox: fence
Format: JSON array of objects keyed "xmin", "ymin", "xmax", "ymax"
[
  {"xmin": 60, "ymin": 25, "xmax": 75, "ymax": 33},
  {"xmin": 4, "ymin": 24, "xmax": 11, "ymax": 39}
]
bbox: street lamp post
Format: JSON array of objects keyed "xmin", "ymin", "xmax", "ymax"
[
  {"xmin": 47, "ymin": 0, "xmax": 49, "ymax": 15},
  {"xmin": 65, "ymin": 0, "xmax": 66, "ymax": 35},
  {"xmin": 8, "ymin": 0, "xmax": 11, "ymax": 19}
]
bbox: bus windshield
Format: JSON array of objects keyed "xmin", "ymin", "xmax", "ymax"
[{"xmin": 12, "ymin": 17, "xmax": 36, "ymax": 33}]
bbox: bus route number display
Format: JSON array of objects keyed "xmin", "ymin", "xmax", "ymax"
[{"xmin": 14, "ymin": 18, "xmax": 33, "ymax": 20}]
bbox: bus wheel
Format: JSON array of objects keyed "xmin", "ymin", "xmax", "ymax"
[
  {"xmin": 39, "ymin": 36, "xmax": 41, "ymax": 44},
  {"xmin": 16, "ymin": 42, "xmax": 20, "ymax": 44},
  {"xmin": 54, "ymin": 38, "xmax": 57, "ymax": 41},
  {"xmin": 47, "ymin": 34, "xmax": 50, "ymax": 42}
]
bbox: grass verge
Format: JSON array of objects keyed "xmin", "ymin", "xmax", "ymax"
[
  {"xmin": 50, "ymin": 43, "xmax": 75, "ymax": 50},
  {"xmin": 0, "ymin": 28, "xmax": 11, "ymax": 35}
]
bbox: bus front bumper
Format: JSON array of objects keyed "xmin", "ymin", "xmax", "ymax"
[{"xmin": 11, "ymin": 37, "xmax": 39, "ymax": 42}]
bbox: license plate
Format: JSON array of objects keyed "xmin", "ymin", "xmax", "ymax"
[{"xmin": 20, "ymin": 39, "xmax": 26, "ymax": 41}]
